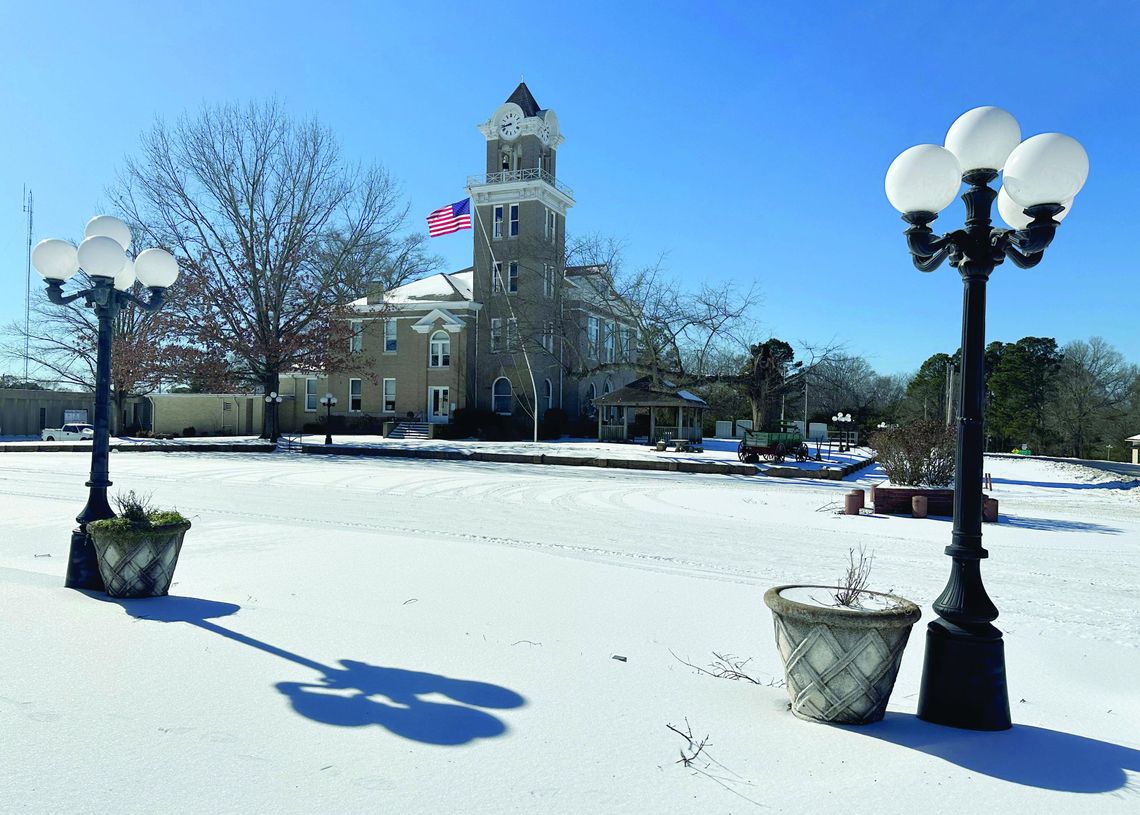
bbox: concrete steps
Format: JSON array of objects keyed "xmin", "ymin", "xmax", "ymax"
[{"xmin": 389, "ymin": 421, "xmax": 431, "ymax": 440}]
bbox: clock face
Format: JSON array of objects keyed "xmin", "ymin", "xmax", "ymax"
[
  {"xmin": 538, "ymin": 123, "xmax": 551, "ymax": 145},
  {"xmin": 498, "ymin": 109, "xmax": 522, "ymax": 140}
]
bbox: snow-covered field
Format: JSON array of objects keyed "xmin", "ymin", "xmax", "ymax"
[{"xmin": 1, "ymin": 452, "xmax": 1137, "ymax": 813}]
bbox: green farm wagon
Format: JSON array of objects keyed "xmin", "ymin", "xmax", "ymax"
[{"xmin": 737, "ymin": 424, "xmax": 810, "ymax": 464}]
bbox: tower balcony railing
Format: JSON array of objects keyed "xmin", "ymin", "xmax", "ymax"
[{"xmin": 467, "ymin": 168, "xmax": 574, "ymax": 199}]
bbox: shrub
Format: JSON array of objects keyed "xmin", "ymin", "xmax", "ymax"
[
  {"xmin": 870, "ymin": 420, "xmax": 956, "ymax": 486},
  {"xmin": 540, "ymin": 408, "xmax": 567, "ymax": 440},
  {"xmin": 88, "ymin": 490, "xmax": 188, "ymax": 531}
]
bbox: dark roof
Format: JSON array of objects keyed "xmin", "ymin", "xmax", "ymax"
[
  {"xmin": 593, "ymin": 376, "xmax": 709, "ymax": 409},
  {"xmin": 506, "ymin": 82, "xmax": 542, "ymax": 117}
]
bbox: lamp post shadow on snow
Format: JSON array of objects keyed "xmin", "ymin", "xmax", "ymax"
[
  {"xmin": 91, "ymin": 593, "xmax": 526, "ymax": 746},
  {"xmin": 847, "ymin": 712, "xmax": 1140, "ymax": 794}
]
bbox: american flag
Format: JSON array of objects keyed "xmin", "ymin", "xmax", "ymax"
[{"xmin": 426, "ymin": 198, "xmax": 471, "ymax": 237}]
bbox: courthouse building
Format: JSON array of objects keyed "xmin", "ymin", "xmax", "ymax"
[{"xmin": 316, "ymin": 83, "xmax": 638, "ymax": 432}]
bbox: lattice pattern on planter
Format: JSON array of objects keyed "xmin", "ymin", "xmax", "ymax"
[
  {"xmin": 772, "ymin": 616, "xmax": 912, "ymax": 724},
  {"xmin": 91, "ymin": 529, "xmax": 187, "ymax": 598}
]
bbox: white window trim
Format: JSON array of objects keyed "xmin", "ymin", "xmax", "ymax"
[
  {"xmin": 508, "ymin": 261, "xmax": 518, "ymax": 294},
  {"xmin": 490, "ymin": 317, "xmax": 503, "ymax": 352},
  {"xmin": 348, "ymin": 378, "xmax": 362, "ymax": 413},
  {"xmin": 509, "ymin": 203, "xmax": 519, "ymax": 238},
  {"xmin": 304, "ymin": 378, "xmax": 318, "ymax": 412},
  {"xmin": 492, "ymin": 261, "xmax": 503, "ymax": 294},
  {"xmin": 492, "ymin": 376, "xmax": 513, "ymax": 415},
  {"xmin": 384, "ymin": 319, "xmax": 397, "ymax": 354},
  {"xmin": 506, "ymin": 317, "xmax": 517, "ymax": 350},
  {"xmin": 349, "ymin": 320, "xmax": 364, "ymax": 353},
  {"xmin": 429, "ymin": 330, "xmax": 451, "ymax": 368},
  {"xmin": 382, "ymin": 377, "xmax": 396, "ymax": 413},
  {"xmin": 493, "ymin": 205, "xmax": 503, "ymax": 239}
]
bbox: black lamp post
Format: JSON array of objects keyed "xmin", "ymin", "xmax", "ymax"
[
  {"xmin": 264, "ymin": 392, "xmax": 283, "ymax": 443},
  {"xmin": 887, "ymin": 106, "xmax": 1087, "ymax": 730},
  {"xmin": 31, "ymin": 216, "xmax": 181, "ymax": 591},
  {"xmin": 319, "ymin": 393, "xmax": 337, "ymax": 445}
]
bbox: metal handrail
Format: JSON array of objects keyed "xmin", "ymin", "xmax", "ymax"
[{"xmin": 467, "ymin": 168, "xmax": 574, "ymax": 198}]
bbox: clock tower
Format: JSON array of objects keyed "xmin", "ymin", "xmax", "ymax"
[{"xmin": 467, "ymin": 83, "xmax": 575, "ymax": 420}]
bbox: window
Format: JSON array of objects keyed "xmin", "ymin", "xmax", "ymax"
[
  {"xmin": 602, "ymin": 379, "xmax": 614, "ymax": 422},
  {"xmin": 429, "ymin": 330, "xmax": 450, "ymax": 368},
  {"xmin": 492, "ymin": 261, "xmax": 503, "ymax": 294},
  {"xmin": 626, "ymin": 327, "xmax": 639, "ymax": 361},
  {"xmin": 384, "ymin": 320, "xmax": 397, "ymax": 353},
  {"xmin": 509, "ymin": 204, "xmax": 519, "ymax": 237},
  {"xmin": 490, "ymin": 318, "xmax": 503, "ymax": 352},
  {"xmin": 493, "ymin": 205, "xmax": 503, "ymax": 239},
  {"xmin": 584, "ymin": 383, "xmax": 597, "ymax": 417},
  {"xmin": 544, "ymin": 208, "xmax": 556, "ymax": 241},
  {"xmin": 349, "ymin": 378, "xmax": 362, "ymax": 412},
  {"xmin": 349, "ymin": 320, "xmax": 363, "ymax": 353},
  {"xmin": 604, "ymin": 322, "xmax": 616, "ymax": 363},
  {"xmin": 543, "ymin": 264, "xmax": 554, "ymax": 298},
  {"xmin": 508, "ymin": 261, "xmax": 518, "ymax": 294},
  {"xmin": 506, "ymin": 317, "xmax": 517, "ymax": 350},
  {"xmin": 305, "ymin": 378, "xmax": 317, "ymax": 411},
  {"xmin": 492, "ymin": 377, "xmax": 513, "ymax": 415},
  {"xmin": 544, "ymin": 379, "xmax": 553, "ymax": 412},
  {"xmin": 542, "ymin": 321, "xmax": 554, "ymax": 354},
  {"xmin": 383, "ymin": 378, "xmax": 396, "ymax": 412},
  {"xmin": 587, "ymin": 316, "xmax": 600, "ymax": 357}
]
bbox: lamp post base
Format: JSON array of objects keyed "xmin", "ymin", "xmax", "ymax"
[
  {"xmin": 917, "ymin": 618, "xmax": 1011, "ymax": 730},
  {"xmin": 64, "ymin": 526, "xmax": 105, "ymax": 591},
  {"xmin": 324, "ymin": 434, "xmax": 332, "ymax": 445}
]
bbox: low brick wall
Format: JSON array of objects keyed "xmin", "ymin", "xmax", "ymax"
[
  {"xmin": 873, "ymin": 486, "xmax": 992, "ymax": 517},
  {"xmin": 764, "ymin": 455, "xmax": 877, "ymax": 481}
]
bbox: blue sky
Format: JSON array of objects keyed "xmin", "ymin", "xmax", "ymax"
[{"xmin": 1, "ymin": 0, "xmax": 1137, "ymax": 376}]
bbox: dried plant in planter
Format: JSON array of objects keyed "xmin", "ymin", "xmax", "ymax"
[
  {"xmin": 86, "ymin": 490, "xmax": 191, "ymax": 597},
  {"xmin": 834, "ymin": 545, "xmax": 874, "ymax": 608},
  {"xmin": 870, "ymin": 420, "xmax": 956, "ymax": 486}
]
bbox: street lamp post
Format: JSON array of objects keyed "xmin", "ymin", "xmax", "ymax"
[
  {"xmin": 832, "ymin": 412, "xmax": 852, "ymax": 452},
  {"xmin": 31, "ymin": 216, "xmax": 181, "ymax": 590},
  {"xmin": 319, "ymin": 393, "xmax": 337, "ymax": 445},
  {"xmin": 264, "ymin": 392, "xmax": 283, "ymax": 443},
  {"xmin": 886, "ymin": 106, "xmax": 1087, "ymax": 730}
]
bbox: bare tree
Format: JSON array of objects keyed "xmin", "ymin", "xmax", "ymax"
[
  {"xmin": 1049, "ymin": 337, "xmax": 1137, "ymax": 457},
  {"xmin": 112, "ymin": 100, "xmax": 430, "ymax": 436},
  {"xmin": 2, "ymin": 276, "xmax": 188, "ymax": 432}
]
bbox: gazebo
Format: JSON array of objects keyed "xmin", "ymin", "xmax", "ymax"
[
  {"xmin": 592, "ymin": 376, "xmax": 708, "ymax": 443},
  {"xmin": 1128, "ymin": 433, "xmax": 1140, "ymax": 465}
]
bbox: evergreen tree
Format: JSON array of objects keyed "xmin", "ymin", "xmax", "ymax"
[{"xmin": 986, "ymin": 336, "xmax": 1062, "ymax": 452}]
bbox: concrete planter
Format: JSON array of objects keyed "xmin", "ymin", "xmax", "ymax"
[
  {"xmin": 764, "ymin": 585, "xmax": 921, "ymax": 725},
  {"xmin": 87, "ymin": 521, "xmax": 191, "ymax": 598}
]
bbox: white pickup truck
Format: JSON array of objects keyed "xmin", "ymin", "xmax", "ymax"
[{"xmin": 41, "ymin": 423, "xmax": 95, "ymax": 441}]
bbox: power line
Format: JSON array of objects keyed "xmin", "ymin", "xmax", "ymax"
[{"xmin": 22, "ymin": 187, "xmax": 34, "ymax": 384}]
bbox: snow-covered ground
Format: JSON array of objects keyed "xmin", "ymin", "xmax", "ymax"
[{"xmin": 1, "ymin": 452, "xmax": 1137, "ymax": 813}]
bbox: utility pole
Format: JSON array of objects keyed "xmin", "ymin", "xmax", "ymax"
[{"xmin": 22, "ymin": 187, "xmax": 34, "ymax": 383}]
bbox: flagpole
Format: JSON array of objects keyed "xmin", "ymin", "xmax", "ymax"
[{"xmin": 469, "ymin": 198, "xmax": 540, "ymax": 443}]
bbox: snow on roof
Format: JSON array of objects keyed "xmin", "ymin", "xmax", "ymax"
[{"xmin": 363, "ymin": 268, "xmax": 475, "ymax": 305}]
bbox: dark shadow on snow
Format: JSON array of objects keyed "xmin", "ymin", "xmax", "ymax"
[
  {"xmin": 89, "ymin": 593, "xmax": 525, "ymax": 746},
  {"xmin": 848, "ymin": 712, "xmax": 1140, "ymax": 793},
  {"xmin": 991, "ymin": 476, "xmax": 1138, "ymax": 491},
  {"xmin": 919, "ymin": 513, "xmax": 1121, "ymax": 534}
]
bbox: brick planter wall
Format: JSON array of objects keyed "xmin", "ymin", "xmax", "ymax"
[{"xmin": 873, "ymin": 485, "xmax": 993, "ymax": 517}]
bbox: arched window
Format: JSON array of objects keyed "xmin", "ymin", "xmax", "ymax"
[
  {"xmin": 584, "ymin": 382, "xmax": 597, "ymax": 417},
  {"xmin": 602, "ymin": 379, "xmax": 613, "ymax": 422},
  {"xmin": 492, "ymin": 377, "xmax": 513, "ymax": 415},
  {"xmin": 429, "ymin": 330, "xmax": 450, "ymax": 368},
  {"xmin": 544, "ymin": 379, "xmax": 553, "ymax": 413}
]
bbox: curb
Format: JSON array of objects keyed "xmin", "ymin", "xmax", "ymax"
[
  {"xmin": 762, "ymin": 455, "xmax": 877, "ymax": 481},
  {"xmin": 0, "ymin": 442, "xmax": 278, "ymax": 454},
  {"xmin": 300, "ymin": 444, "xmax": 758, "ymax": 476}
]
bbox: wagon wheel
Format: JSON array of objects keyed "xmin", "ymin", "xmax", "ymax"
[
  {"xmin": 795, "ymin": 444, "xmax": 809, "ymax": 462},
  {"xmin": 772, "ymin": 442, "xmax": 787, "ymax": 463},
  {"xmin": 737, "ymin": 440, "xmax": 747, "ymax": 463}
]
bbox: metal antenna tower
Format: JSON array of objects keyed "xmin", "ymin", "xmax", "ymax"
[{"xmin": 22, "ymin": 187, "xmax": 34, "ymax": 383}]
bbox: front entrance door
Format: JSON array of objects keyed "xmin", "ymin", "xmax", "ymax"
[{"xmin": 428, "ymin": 387, "xmax": 450, "ymax": 423}]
